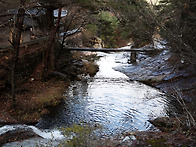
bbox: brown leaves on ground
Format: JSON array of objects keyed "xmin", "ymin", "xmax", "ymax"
[
  {"xmin": 0, "ymin": 75, "xmax": 69, "ymax": 124},
  {"xmin": 12, "ymin": 78, "xmax": 69, "ymax": 123}
]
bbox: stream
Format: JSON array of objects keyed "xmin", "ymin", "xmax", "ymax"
[{"xmin": 2, "ymin": 51, "xmax": 171, "ymax": 146}]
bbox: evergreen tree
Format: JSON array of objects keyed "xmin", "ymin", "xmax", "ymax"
[{"xmin": 107, "ymin": 0, "xmax": 156, "ymax": 47}]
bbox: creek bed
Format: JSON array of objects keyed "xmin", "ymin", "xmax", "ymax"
[
  {"xmin": 2, "ymin": 52, "xmax": 173, "ymax": 146},
  {"xmin": 37, "ymin": 52, "xmax": 170, "ymax": 133}
]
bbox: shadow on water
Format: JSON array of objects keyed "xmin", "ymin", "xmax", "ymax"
[{"xmin": 37, "ymin": 52, "xmax": 170, "ymax": 135}]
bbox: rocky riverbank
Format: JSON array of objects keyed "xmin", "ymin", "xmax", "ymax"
[
  {"xmin": 114, "ymin": 46, "xmax": 196, "ymax": 146},
  {"xmin": 116, "ymin": 46, "xmax": 196, "ymax": 102}
]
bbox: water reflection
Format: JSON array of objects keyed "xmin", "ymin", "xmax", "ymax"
[{"xmin": 37, "ymin": 52, "xmax": 168, "ymax": 134}]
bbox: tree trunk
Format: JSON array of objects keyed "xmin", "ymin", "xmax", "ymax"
[
  {"xmin": 11, "ymin": 0, "xmax": 25, "ymax": 108},
  {"xmin": 42, "ymin": 6, "xmax": 62, "ymax": 80},
  {"xmin": 46, "ymin": 7, "xmax": 54, "ymax": 31}
]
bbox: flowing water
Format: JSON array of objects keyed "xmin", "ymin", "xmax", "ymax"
[
  {"xmin": 37, "ymin": 52, "xmax": 169, "ymax": 133},
  {"xmin": 2, "ymin": 52, "xmax": 170, "ymax": 146}
]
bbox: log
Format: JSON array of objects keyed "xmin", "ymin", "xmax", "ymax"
[{"xmin": 66, "ymin": 47, "xmax": 157, "ymax": 52}]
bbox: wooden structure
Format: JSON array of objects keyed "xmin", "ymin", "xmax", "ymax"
[
  {"xmin": 67, "ymin": 47, "xmax": 159, "ymax": 63},
  {"xmin": 0, "ymin": 38, "xmax": 161, "ymax": 63},
  {"xmin": 66, "ymin": 47, "xmax": 155, "ymax": 52}
]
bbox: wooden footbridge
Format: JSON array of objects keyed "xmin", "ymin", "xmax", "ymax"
[
  {"xmin": 66, "ymin": 47, "xmax": 155, "ymax": 52},
  {"xmin": 0, "ymin": 37, "xmax": 160, "ymax": 63},
  {"xmin": 66, "ymin": 46, "xmax": 159, "ymax": 63},
  {"xmin": 0, "ymin": 36, "xmax": 158, "ymax": 53}
]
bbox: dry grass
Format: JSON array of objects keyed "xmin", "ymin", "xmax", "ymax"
[{"xmin": 169, "ymin": 86, "xmax": 196, "ymax": 129}]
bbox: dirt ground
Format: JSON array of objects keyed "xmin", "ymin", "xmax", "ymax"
[{"xmin": 0, "ymin": 62, "xmax": 70, "ymax": 124}]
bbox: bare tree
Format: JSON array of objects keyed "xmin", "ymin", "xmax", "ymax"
[
  {"xmin": 9, "ymin": 0, "xmax": 26, "ymax": 108},
  {"xmin": 57, "ymin": 6, "xmax": 89, "ymax": 58},
  {"xmin": 42, "ymin": 6, "xmax": 62, "ymax": 80}
]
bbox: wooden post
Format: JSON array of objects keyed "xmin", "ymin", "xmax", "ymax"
[
  {"xmin": 128, "ymin": 45, "xmax": 137, "ymax": 64},
  {"xmin": 130, "ymin": 51, "xmax": 137, "ymax": 63}
]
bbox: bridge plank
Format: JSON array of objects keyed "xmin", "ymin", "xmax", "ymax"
[{"xmin": 66, "ymin": 47, "xmax": 157, "ymax": 52}]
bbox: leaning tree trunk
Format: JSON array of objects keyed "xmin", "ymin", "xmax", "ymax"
[
  {"xmin": 42, "ymin": 6, "xmax": 62, "ymax": 80},
  {"xmin": 11, "ymin": 0, "xmax": 25, "ymax": 108}
]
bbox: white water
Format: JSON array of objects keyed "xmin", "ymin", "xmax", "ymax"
[{"xmin": 1, "ymin": 125, "xmax": 65, "ymax": 147}]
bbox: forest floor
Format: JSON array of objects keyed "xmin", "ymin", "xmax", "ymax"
[{"xmin": 0, "ymin": 76, "xmax": 70, "ymax": 124}]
